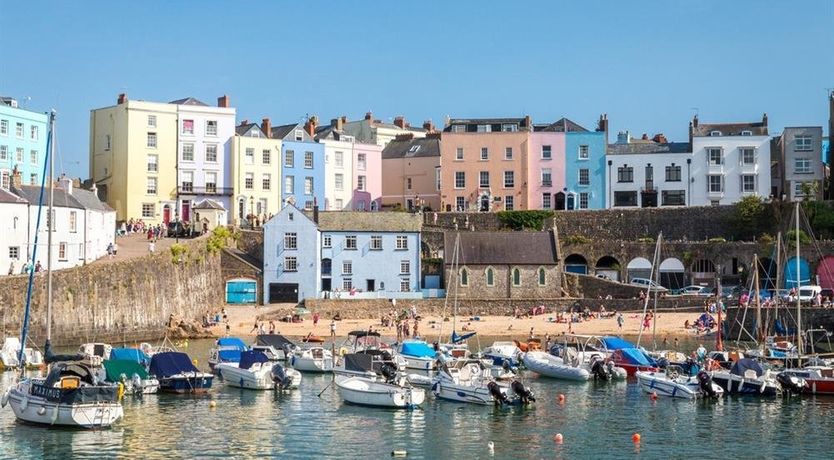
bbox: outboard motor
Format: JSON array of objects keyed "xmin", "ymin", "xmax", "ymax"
[
  {"xmin": 511, "ymin": 380, "xmax": 535, "ymax": 404},
  {"xmin": 380, "ymin": 363, "xmax": 398, "ymax": 384},
  {"xmin": 487, "ymin": 381, "xmax": 508, "ymax": 406},
  {"xmin": 591, "ymin": 357, "xmax": 611, "ymax": 381},
  {"xmin": 132, "ymin": 373, "xmax": 143, "ymax": 392},
  {"xmin": 655, "ymin": 357, "xmax": 670, "ymax": 369},
  {"xmin": 697, "ymin": 371, "xmax": 718, "ymax": 398},
  {"xmin": 776, "ymin": 372, "xmax": 806, "ymax": 396},
  {"xmin": 271, "ymin": 364, "xmax": 290, "ymax": 390}
]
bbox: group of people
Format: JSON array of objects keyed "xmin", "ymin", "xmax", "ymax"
[
  {"xmin": 119, "ymin": 218, "xmax": 152, "ymax": 236},
  {"xmin": 249, "ymin": 320, "xmax": 277, "ymax": 335},
  {"xmin": 7, "ymin": 260, "xmax": 43, "ymax": 276}
]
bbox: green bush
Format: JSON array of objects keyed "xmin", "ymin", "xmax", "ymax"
[
  {"xmin": 758, "ymin": 233, "xmax": 774, "ymax": 246},
  {"xmin": 170, "ymin": 243, "xmax": 188, "ymax": 264},
  {"xmin": 637, "ymin": 236, "xmax": 655, "ymax": 244},
  {"xmin": 496, "ymin": 210, "xmax": 555, "ymax": 230},
  {"xmin": 786, "ymin": 229, "xmax": 811, "ymax": 246},
  {"xmin": 206, "ymin": 226, "xmax": 232, "ymax": 254},
  {"xmin": 564, "ymin": 235, "xmax": 591, "ymax": 245}
]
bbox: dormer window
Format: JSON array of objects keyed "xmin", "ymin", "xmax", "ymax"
[
  {"xmin": 709, "ymin": 131, "xmax": 722, "ymax": 137},
  {"xmin": 294, "ymin": 129, "xmax": 303, "ymax": 141},
  {"xmin": 476, "ymin": 124, "xmax": 492, "ymax": 133},
  {"xmin": 741, "ymin": 130, "xmax": 752, "ymax": 136},
  {"xmin": 452, "ymin": 125, "xmax": 465, "ymax": 133},
  {"xmin": 501, "ymin": 124, "xmax": 518, "ymax": 132}
]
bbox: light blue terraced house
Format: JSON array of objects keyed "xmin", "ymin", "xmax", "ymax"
[
  {"xmin": 0, "ymin": 97, "xmax": 48, "ymax": 189},
  {"xmin": 271, "ymin": 122, "xmax": 325, "ymax": 211},
  {"xmin": 263, "ymin": 204, "xmax": 321, "ymax": 303},
  {"xmin": 563, "ymin": 116, "xmax": 607, "ymax": 209}
]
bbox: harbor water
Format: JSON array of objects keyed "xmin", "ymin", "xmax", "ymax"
[{"xmin": 2, "ymin": 337, "xmax": 833, "ymax": 459}]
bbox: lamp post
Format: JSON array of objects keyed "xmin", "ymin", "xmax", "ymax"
[{"xmin": 249, "ymin": 196, "xmax": 255, "ymax": 227}]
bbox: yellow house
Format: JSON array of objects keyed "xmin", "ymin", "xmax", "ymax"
[
  {"xmin": 231, "ymin": 118, "xmax": 282, "ymax": 226},
  {"xmin": 89, "ymin": 94, "xmax": 178, "ymax": 224}
]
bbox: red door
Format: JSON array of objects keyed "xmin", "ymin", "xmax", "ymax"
[
  {"xmin": 182, "ymin": 202, "xmax": 191, "ymax": 222},
  {"xmin": 163, "ymin": 206, "xmax": 171, "ymax": 225}
]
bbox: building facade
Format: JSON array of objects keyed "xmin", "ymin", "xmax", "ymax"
[
  {"xmin": 263, "ymin": 204, "xmax": 320, "ymax": 303},
  {"xmin": 231, "ymin": 118, "xmax": 282, "ymax": 225},
  {"xmin": 0, "ymin": 97, "xmax": 48, "ymax": 188},
  {"xmin": 342, "ymin": 113, "xmax": 427, "ymax": 147},
  {"xmin": 530, "ymin": 124, "xmax": 567, "ymax": 210},
  {"xmin": 777, "ymin": 126, "xmax": 824, "ymax": 201},
  {"xmin": 381, "ymin": 136, "xmax": 441, "ymax": 211},
  {"xmin": 0, "ymin": 187, "xmax": 29, "ymax": 275},
  {"xmin": 564, "ymin": 117, "xmax": 607, "ymax": 210},
  {"xmin": 271, "ymin": 122, "xmax": 325, "ymax": 211}
]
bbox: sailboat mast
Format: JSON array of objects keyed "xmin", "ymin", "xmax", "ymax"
[
  {"xmin": 652, "ymin": 232, "xmax": 662, "ymax": 351},
  {"xmin": 754, "ymin": 254, "xmax": 762, "ymax": 344},
  {"xmin": 795, "ymin": 203, "xmax": 802, "ymax": 356},
  {"xmin": 46, "ymin": 112, "xmax": 55, "ymax": 342},
  {"xmin": 636, "ymin": 233, "xmax": 661, "ymax": 347}
]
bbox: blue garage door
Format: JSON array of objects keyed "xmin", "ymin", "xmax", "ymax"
[
  {"xmin": 784, "ymin": 257, "xmax": 811, "ymax": 289},
  {"xmin": 226, "ymin": 279, "xmax": 256, "ymax": 304}
]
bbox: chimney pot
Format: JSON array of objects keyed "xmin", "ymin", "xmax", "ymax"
[
  {"xmin": 524, "ymin": 115, "xmax": 532, "ymax": 128},
  {"xmin": 261, "ymin": 118, "xmax": 272, "ymax": 137},
  {"xmin": 305, "ymin": 116, "xmax": 318, "ymax": 137},
  {"xmin": 217, "ymin": 95, "xmax": 230, "ymax": 108},
  {"xmin": 117, "ymin": 93, "xmax": 127, "ymax": 104},
  {"xmin": 331, "ymin": 117, "xmax": 343, "ymax": 131},
  {"xmin": 365, "ymin": 111, "xmax": 373, "ymax": 121},
  {"xmin": 11, "ymin": 166, "xmax": 22, "ymax": 188},
  {"xmin": 641, "ymin": 133, "xmax": 649, "ymax": 140},
  {"xmin": 422, "ymin": 119, "xmax": 435, "ymax": 132},
  {"xmin": 394, "ymin": 116, "xmax": 407, "ymax": 129},
  {"xmin": 341, "ymin": 115, "xmax": 347, "ymax": 124}
]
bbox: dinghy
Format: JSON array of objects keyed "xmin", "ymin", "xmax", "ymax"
[
  {"xmin": 481, "ymin": 342, "xmax": 522, "ymax": 367},
  {"xmin": 0, "ymin": 337, "xmax": 44, "ymax": 370},
  {"xmin": 216, "ymin": 350, "xmax": 301, "ymax": 390},
  {"xmin": 636, "ymin": 367, "xmax": 724, "ymax": 399},
  {"xmin": 522, "ymin": 351, "xmax": 590, "ymax": 381},
  {"xmin": 336, "ymin": 376, "xmax": 425, "ymax": 408}
]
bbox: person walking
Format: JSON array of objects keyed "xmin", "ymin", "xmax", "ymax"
[
  {"xmin": 330, "ymin": 319, "xmax": 336, "ymax": 339},
  {"xmin": 617, "ymin": 312, "xmax": 624, "ymax": 331},
  {"xmin": 313, "ymin": 312, "xmax": 320, "ymax": 328}
]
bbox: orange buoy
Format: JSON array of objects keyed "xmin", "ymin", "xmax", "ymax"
[
  {"xmin": 553, "ymin": 433, "xmax": 563, "ymax": 444},
  {"xmin": 632, "ymin": 433, "xmax": 641, "ymax": 443},
  {"xmin": 558, "ymin": 394, "xmax": 565, "ymax": 403},
  {"xmin": 650, "ymin": 392, "xmax": 658, "ymax": 401}
]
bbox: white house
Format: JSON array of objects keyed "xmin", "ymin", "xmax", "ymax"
[{"xmin": 0, "ymin": 187, "xmax": 29, "ymax": 275}]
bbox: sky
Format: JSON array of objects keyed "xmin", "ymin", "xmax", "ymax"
[{"xmin": 1, "ymin": 1, "xmax": 832, "ymax": 178}]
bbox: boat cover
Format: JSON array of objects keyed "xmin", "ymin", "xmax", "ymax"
[
  {"xmin": 616, "ymin": 348, "xmax": 655, "ymax": 366},
  {"xmin": 730, "ymin": 358, "xmax": 764, "ymax": 377},
  {"xmin": 601, "ymin": 336, "xmax": 636, "ymax": 350},
  {"xmin": 239, "ymin": 350, "xmax": 269, "ymax": 370},
  {"xmin": 255, "ymin": 334, "xmax": 295, "ymax": 349},
  {"xmin": 149, "ymin": 352, "xmax": 199, "ymax": 377},
  {"xmin": 34, "ymin": 362, "xmax": 119, "ymax": 404},
  {"xmin": 110, "ymin": 348, "xmax": 150, "ymax": 366},
  {"xmin": 44, "ymin": 339, "xmax": 85, "ymax": 363},
  {"xmin": 104, "ymin": 359, "xmax": 149, "ymax": 381},
  {"xmin": 217, "ymin": 337, "xmax": 247, "ymax": 349},
  {"xmin": 344, "ymin": 353, "xmax": 375, "ymax": 373},
  {"xmin": 451, "ymin": 331, "xmax": 476, "ymax": 343},
  {"xmin": 218, "ymin": 349, "xmax": 243, "ymax": 362},
  {"xmin": 400, "ymin": 341, "xmax": 436, "ymax": 358},
  {"xmin": 348, "ymin": 330, "xmax": 381, "ymax": 338}
]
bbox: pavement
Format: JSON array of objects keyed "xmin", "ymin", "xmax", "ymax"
[{"xmin": 94, "ymin": 232, "xmax": 204, "ymax": 265}]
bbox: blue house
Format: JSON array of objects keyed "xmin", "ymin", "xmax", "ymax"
[
  {"xmin": 271, "ymin": 122, "xmax": 325, "ymax": 211},
  {"xmin": 263, "ymin": 204, "xmax": 320, "ymax": 303},
  {"xmin": 0, "ymin": 97, "xmax": 48, "ymax": 188},
  {"xmin": 563, "ymin": 116, "xmax": 607, "ymax": 210}
]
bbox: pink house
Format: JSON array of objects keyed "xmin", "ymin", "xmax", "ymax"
[
  {"xmin": 352, "ymin": 142, "xmax": 383, "ymax": 211},
  {"xmin": 530, "ymin": 124, "xmax": 567, "ymax": 210}
]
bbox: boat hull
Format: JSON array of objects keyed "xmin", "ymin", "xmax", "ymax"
[
  {"xmin": 400, "ymin": 355, "xmax": 437, "ymax": 371},
  {"xmin": 711, "ymin": 373, "xmax": 779, "ymax": 396},
  {"xmin": 216, "ymin": 364, "xmax": 301, "ymax": 390},
  {"xmin": 635, "ymin": 371, "xmax": 723, "ymax": 399},
  {"xmin": 431, "ymin": 380, "xmax": 508, "ymax": 405},
  {"xmin": 290, "ymin": 355, "xmax": 334, "ymax": 373},
  {"xmin": 522, "ymin": 352, "xmax": 590, "ymax": 381},
  {"xmin": 617, "ymin": 363, "xmax": 658, "ymax": 377},
  {"xmin": 336, "ymin": 377, "xmax": 425, "ymax": 408},
  {"xmin": 5, "ymin": 386, "xmax": 123, "ymax": 428},
  {"xmin": 158, "ymin": 374, "xmax": 214, "ymax": 394}
]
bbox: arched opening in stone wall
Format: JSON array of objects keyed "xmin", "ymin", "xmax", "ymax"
[
  {"xmin": 691, "ymin": 259, "xmax": 716, "ymax": 286},
  {"xmin": 659, "ymin": 258, "xmax": 685, "ymax": 290},
  {"xmin": 595, "ymin": 256, "xmax": 620, "ymax": 281},
  {"xmin": 784, "ymin": 257, "xmax": 811, "ymax": 289},
  {"xmin": 817, "ymin": 256, "xmax": 834, "ymax": 289},
  {"xmin": 626, "ymin": 257, "xmax": 652, "ymax": 282},
  {"xmin": 564, "ymin": 254, "xmax": 588, "ymax": 274},
  {"xmin": 758, "ymin": 257, "xmax": 778, "ymax": 290}
]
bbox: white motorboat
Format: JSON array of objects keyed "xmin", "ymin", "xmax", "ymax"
[
  {"xmin": 252, "ymin": 334, "xmax": 296, "ymax": 361},
  {"xmin": 0, "ymin": 337, "xmax": 44, "ymax": 370},
  {"xmin": 103, "ymin": 359, "xmax": 159, "ymax": 395},
  {"xmin": 481, "ymin": 342, "xmax": 522, "ymax": 367},
  {"xmin": 78, "ymin": 343, "xmax": 112, "ymax": 367},
  {"xmin": 397, "ymin": 340, "xmax": 438, "ymax": 371},
  {"xmin": 335, "ymin": 351, "xmax": 403, "ymax": 379},
  {"xmin": 432, "ymin": 359, "xmax": 532, "ymax": 405},
  {"xmin": 636, "ymin": 368, "xmax": 724, "ymax": 399},
  {"xmin": 336, "ymin": 376, "xmax": 425, "ymax": 408},
  {"xmin": 522, "ymin": 351, "xmax": 590, "ymax": 381},
  {"xmin": 216, "ymin": 351, "xmax": 301, "ymax": 390},
  {"xmin": 710, "ymin": 358, "xmax": 780, "ymax": 396},
  {"xmin": 290, "ymin": 347, "xmax": 334, "ymax": 373}
]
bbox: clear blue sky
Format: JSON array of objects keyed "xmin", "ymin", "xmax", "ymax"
[{"xmin": 1, "ymin": 1, "xmax": 832, "ymax": 178}]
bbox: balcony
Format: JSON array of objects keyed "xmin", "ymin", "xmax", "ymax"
[{"xmin": 177, "ymin": 185, "xmax": 233, "ymax": 196}]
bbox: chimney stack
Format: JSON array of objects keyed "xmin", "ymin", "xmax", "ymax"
[
  {"xmin": 422, "ymin": 119, "xmax": 435, "ymax": 133},
  {"xmin": 341, "ymin": 115, "xmax": 347, "ymax": 125},
  {"xmin": 762, "ymin": 112, "xmax": 768, "ymax": 127},
  {"xmin": 11, "ymin": 166, "xmax": 22, "ymax": 188},
  {"xmin": 217, "ymin": 95, "xmax": 230, "ymax": 108},
  {"xmin": 693, "ymin": 114, "xmax": 699, "ymax": 128},
  {"xmin": 524, "ymin": 115, "xmax": 532, "ymax": 129},
  {"xmin": 364, "ymin": 112, "xmax": 373, "ymax": 121},
  {"xmin": 641, "ymin": 133, "xmax": 649, "ymax": 140},
  {"xmin": 395, "ymin": 133, "xmax": 414, "ymax": 141},
  {"xmin": 331, "ymin": 117, "xmax": 344, "ymax": 131},
  {"xmin": 652, "ymin": 133, "xmax": 668, "ymax": 144},
  {"xmin": 313, "ymin": 199, "xmax": 319, "ymax": 224},
  {"xmin": 304, "ymin": 116, "xmax": 318, "ymax": 137},
  {"xmin": 60, "ymin": 174, "xmax": 73, "ymax": 195},
  {"xmin": 261, "ymin": 117, "xmax": 272, "ymax": 137},
  {"xmin": 117, "ymin": 93, "xmax": 127, "ymax": 104},
  {"xmin": 394, "ymin": 116, "xmax": 407, "ymax": 129}
]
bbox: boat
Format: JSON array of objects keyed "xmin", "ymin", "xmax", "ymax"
[
  {"xmin": 780, "ymin": 366, "xmax": 834, "ymax": 395},
  {"xmin": 252, "ymin": 334, "xmax": 296, "ymax": 361},
  {"xmin": 481, "ymin": 342, "xmax": 522, "ymax": 368},
  {"xmin": 208, "ymin": 337, "xmax": 248, "ymax": 370},
  {"xmin": 636, "ymin": 367, "xmax": 724, "ymax": 399},
  {"xmin": 432, "ymin": 358, "xmax": 533, "ymax": 406},
  {"xmin": 290, "ymin": 347, "xmax": 334, "ymax": 373},
  {"xmin": 550, "ymin": 335, "xmax": 628, "ymax": 380},
  {"xmin": 335, "ymin": 351, "xmax": 402, "ymax": 379},
  {"xmin": 522, "ymin": 351, "xmax": 590, "ymax": 381},
  {"xmin": 103, "ymin": 359, "xmax": 159, "ymax": 395},
  {"xmin": 215, "ymin": 350, "xmax": 301, "ymax": 390},
  {"xmin": 109, "ymin": 347, "xmax": 152, "ymax": 367},
  {"xmin": 0, "ymin": 337, "xmax": 44, "ymax": 370},
  {"xmin": 710, "ymin": 358, "xmax": 780, "ymax": 396},
  {"xmin": 78, "ymin": 343, "xmax": 112, "ymax": 367},
  {"xmin": 397, "ymin": 340, "xmax": 438, "ymax": 371},
  {"xmin": 300, "ymin": 333, "xmax": 325, "ymax": 343},
  {"xmin": 335, "ymin": 376, "xmax": 425, "ymax": 409},
  {"xmin": 149, "ymin": 351, "xmax": 214, "ymax": 394}
]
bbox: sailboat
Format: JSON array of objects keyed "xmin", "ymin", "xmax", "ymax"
[{"xmin": 1, "ymin": 111, "xmax": 124, "ymax": 428}]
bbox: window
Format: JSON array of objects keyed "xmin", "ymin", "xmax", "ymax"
[
  {"xmin": 262, "ymin": 173, "xmax": 271, "ymax": 191},
  {"xmin": 371, "ymin": 235, "xmax": 382, "ymax": 250},
  {"xmin": 323, "ymin": 235, "xmax": 332, "ymax": 248},
  {"xmin": 284, "ymin": 176, "xmax": 294, "ymax": 194},
  {"xmin": 505, "ymin": 147, "xmax": 513, "ymax": 160},
  {"xmin": 9, "ymin": 246, "xmax": 19, "ymax": 260},
  {"xmin": 206, "ymin": 120, "xmax": 217, "ymax": 136},
  {"xmin": 0, "ymin": 145, "xmax": 6, "ymax": 160},
  {"xmin": 284, "ymin": 256, "xmax": 298, "ymax": 272},
  {"xmin": 542, "ymin": 193, "xmax": 552, "ymax": 209},
  {"xmin": 15, "ymin": 123, "xmax": 24, "ymax": 138},
  {"xmin": 147, "ymin": 155, "xmax": 158, "ymax": 172},
  {"xmin": 614, "ymin": 191, "xmax": 638, "ymax": 207},
  {"xmin": 396, "ymin": 235, "xmax": 408, "ymax": 250},
  {"xmin": 205, "ymin": 144, "xmax": 217, "ymax": 162},
  {"xmin": 459, "ymin": 268, "xmax": 469, "ymax": 286},
  {"xmin": 243, "ymin": 172, "xmax": 254, "ymax": 190},
  {"xmin": 455, "ymin": 148, "xmax": 464, "ymax": 160},
  {"xmin": 480, "ymin": 147, "xmax": 489, "ymax": 160},
  {"xmin": 578, "ymin": 169, "xmax": 590, "ymax": 185},
  {"xmin": 46, "ymin": 209, "xmax": 55, "ymax": 231},
  {"xmin": 304, "ymin": 151, "xmax": 314, "ymax": 168},
  {"xmin": 285, "ymin": 150, "xmax": 294, "ymax": 168},
  {"xmin": 477, "ymin": 124, "xmax": 491, "ymax": 133},
  {"xmin": 147, "ymin": 177, "xmax": 157, "ymax": 194},
  {"xmin": 795, "ymin": 135, "xmax": 813, "ymax": 152},
  {"xmin": 181, "ymin": 171, "xmax": 194, "ymax": 192},
  {"xmin": 1, "ymin": 171, "xmax": 9, "ymax": 189},
  {"xmin": 334, "ymin": 199, "xmax": 343, "ymax": 209},
  {"xmin": 30, "ymin": 150, "xmax": 38, "ymax": 165},
  {"xmin": 58, "ymin": 242, "xmax": 67, "ymax": 261},
  {"xmin": 409, "ymin": 145, "xmax": 421, "ymax": 154},
  {"xmin": 452, "ymin": 125, "xmax": 465, "ymax": 133},
  {"xmin": 617, "ymin": 166, "xmax": 634, "ymax": 182},
  {"xmin": 345, "ymin": 236, "xmax": 357, "ymax": 250},
  {"xmin": 104, "ymin": 134, "xmax": 111, "ymax": 151},
  {"xmin": 262, "ymin": 149, "xmax": 271, "ymax": 165},
  {"xmin": 795, "ymin": 158, "xmax": 812, "ymax": 174},
  {"xmin": 142, "ymin": 203, "xmax": 155, "ymax": 218},
  {"xmin": 455, "ymin": 171, "xmax": 466, "ymax": 189},
  {"xmin": 542, "ymin": 145, "xmax": 552, "ymax": 159},
  {"xmin": 69, "ymin": 211, "xmax": 77, "ymax": 232},
  {"xmin": 0, "ymin": 120, "xmax": 7, "ymax": 135},
  {"xmin": 436, "ymin": 168, "xmax": 441, "ymax": 191},
  {"xmin": 304, "ymin": 177, "xmax": 313, "ymax": 195},
  {"xmin": 541, "ymin": 168, "xmax": 552, "ymax": 187},
  {"xmin": 579, "ymin": 145, "xmax": 589, "ymax": 159},
  {"xmin": 456, "ymin": 196, "xmax": 466, "ymax": 211},
  {"xmin": 334, "ymin": 151, "xmax": 344, "ymax": 168},
  {"xmin": 741, "ymin": 130, "xmax": 752, "ymax": 136},
  {"xmin": 479, "ymin": 171, "xmax": 489, "ymax": 188},
  {"xmin": 795, "ymin": 182, "xmax": 808, "ymax": 197},
  {"xmin": 709, "ymin": 130, "xmax": 722, "ymax": 137},
  {"xmin": 294, "ymin": 129, "xmax": 303, "ymax": 141},
  {"xmin": 205, "ymin": 172, "xmax": 217, "ymax": 193},
  {"xmin": 335, "ymin": 173, "xmax": 344, "ymax": 190},
  {"xmin": 707, "ymin": 148, "xmax": 723, "ymax": 165},
  {"xmin": 284, "ymin": 232, "xmax": 297, "ymax": 250},
  {"xmin": 182, "ymin": 120, "xmax": 194, "ymax": 135},
  {"xmin": 401, "ymin": 260, "xmax": 410, "ymax": 275},
  {"xmin": 486, "ymin": 267, "xmax": 495, "ymax": 286},
  {"xmin": 16, "ymin": 148, "xmax": 23, "ymax": 162},
  {"xmin": 288, "ymin": 212, "xmax": 294, "ymax": 221},
  {"xmin": 505, "ymin": 195, "xmax": 514, "ymax": 210},
  {"xmin": 504, "ymin": 171, "xmax": 514, "ymax": 188},
  {"xmin": 342, "ymin": 261, "xmax": 353, "ymax": 275},
  {"xmin": 502, "ymin": 123, "xmax": 517, "ymax": 132},
  {"xmin": 579, "ymin": 192, "xmax": 589, "ymax": 209},
  {"xmin": 147, "ymin": 115, "xmax": 156, "ymax": 127},
  {"xmin": 343, "ymin": 279, "xmax": 353, "ymax": 290},
  {"xmin": 30, "ymin": 173, "xmax": 37, "ymax": 185},
  {"xmin": 512, "ymin": 268, "xmax": 521, "ymax": 286},
  {"xmin": 708, "ymin": 175, "xmax": 724, "ymax": 193},
  {"xmin": 30, "ymin": 125, "xmax": 38, "ymax": 141},
  {"xmin": 661, "ymin": 190, "xmax": 686, "ymax": 206},
  {"xmin": 182, "ymin": 143, "xmax": 194, "ymax": 161},
  {"xmin": 357, "ymin": 175, "xmax": 366, "ymax": 191},
  {"xmin": 740, "ymin": 148, "xmax": 755, "ymax": 165},
  {"xmin": 665, "ymin": 164, "xmax": 681, "ymax": 182},
  {"xmin": 400, "ymin": 278, "xmax": 410, "ymax": 292},
  {"xmin": 741, "ymin": 174, "xmax": 756, "ymax": 193},
  {"xmin": 244, "ymin": 148, "xmax": 254, "ymax": 164},
  {"xmin": 538, "ymin": 267, "xmax": 547, "ymax": 286},
  {"xmin": 357, "ymin": 153, "xmax": 366, "ymax": 170}
]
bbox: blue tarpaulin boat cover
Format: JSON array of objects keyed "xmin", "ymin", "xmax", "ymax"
[
  {"xmin": 451, "ymin": 331, "xmax": 476, "ymax": 343},
  {"xmin": 618, "ymin": 348, "xmax": 655, "ymax": 366},
  {"xmin": 217, "ymin": 337, "xmax": 247, "ymax": 349},
  {"xmin": 239, "ymin": 350, "xmax": 269, "ymax": 370},
  {"xmin": 217, "ymin": 337, "xmax": 248, "ymax": 362},
  {"xmin": 149, "ymin": 352, "xmax": 199, "ymax": 377},
  {"xmin": 110, "ymin": 348, "xmax": 150, "ymax": 366},
  {"xmin": 218, "ymin": 349, "xmax": 243, "ymax": 362},
  {"xmin": 400, "ymin": 341, "xmax": 436, "ymax": 358},
  {"xmin": 730, "ymin": 358, "xmax": 764, "ymax": 377},
  {"xmin": 602, "ymin": 336, "xmax": 636, "ymax": 350}
]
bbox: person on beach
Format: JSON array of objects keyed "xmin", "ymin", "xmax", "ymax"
[
  {"xmin": 330, "ymin": 320, "xmax": 336, "ymax": 338},
  {"xmin": 529, "ymin": 327, "xmax": 535, "ymax": 340},
  {"xmin": 313, "ymin": 312, "xmax": 320, "ymax": 327},
  {"xmin": 696, "ymin": 344, "xmax": 707, "ymax": 364},
  {"xmin": 617, "ymin": 313, "xmax": 624, "ymax": 331},
  {"xmin": 225, "ymin": 322, "xmax": 231, "ymax": 336},
  {"xmin": 250, "ymin": 322, "xmax": 259, "ymax": 334},
  {"xmin": 404, "ymin": 321, "xmax": 410, "ymax": 338},
  {"xmin": 222, "ymin": 308, "xmax": 228, "ymax": 321},
  {"xmin": 269, "ymin": 321, "xmax": 276, "ymax": 334},
  {"xmin": 413, "ymin": 319, "xmax": 419, "ymax": 338}
]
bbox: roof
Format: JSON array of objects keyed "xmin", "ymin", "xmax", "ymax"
[
  {"xmin": 271, "ymin": 123, "xmax": 301, "ymax": 140},
  {"xmin": 169, "ymin": 97, "xmax": 209, "ymax": 106},
  {"xmin": 11, "ymin": 185, "xmax": 84, "ymax": 209},
  {"xmin": 607, "ymin": 142, "xmax": 692, "ymax": 155},
  {"xmin": 236, "ymin": 122, "xmax": 259, "ymax": 136},
  {"xmin": 0, "ymin": 188, "xmax": 27, "ymax": 204},
  {"xmin": 382, "ymin": 137, "xmax": 441, "ymax": 159},
  {"xmin": 194, "ymin": 199, "xmax": 225, "ymax": 210},
  {"xmin": 313, "ymin": 211, "xmax": 422, "ymax": 232},
  {"xmin": 69, "ymin": 187, "xmax": 111, "ymax": 212},
  {"xmin": 692, "ymin": 120, "xmax": 768, "ymax": 137},
  {"xmin": 444, "ymin": 117, "xmax": 530, "ymax": 132},
  {"xmin": 445, "ymin": 231, "xmax": 558, "ymax": 265},
  {"xmin": 534, "ymin": 118, "xmax": 589, "ymax": 133}
]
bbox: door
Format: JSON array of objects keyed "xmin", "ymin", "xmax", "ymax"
[
  {"xmin": 322, "ymin": 278, "xmax": 331, "ymax": 292},
  {"xmin": 226, "ymin": 279, "xmax": 257, "ymax": 304},
  {"xmin": 479, "ymin": 195, "xmax": 490, "ymax": 212},
  {"xmin": 163, "ymin": 205, "xmax": 171, "ymax": 225},
  {"xmin": 555, "ymin": 192, "xmax": 565, "ymax": 210},
  {"xmin": 366, "ymin": 279, "xmax": 375, "ymax": 292},
  {"xmin": 269, "ymin": 283, "xmax": 299, "ymax": 303},
  {"xmin": 566, "ymin": 194, "xmax": 575, "ymax": 210},
  {"xmin": 182, "ymin": 201, "xmax": 191, "ymax": 222}
]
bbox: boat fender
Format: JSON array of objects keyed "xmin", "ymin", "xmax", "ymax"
[
  {"xmin": 118, "ymin": 383, "xmax": 125, "ymax": 402},
  {"xmin": 38, "ymin": 406, "xmax": 46, "ymax": 416},
  {"xmin": 339, "ymin": 347, "xmax": 349, "ymax": 357},
  {"xmin": 391, "ymin": 450, "xmax": 408, "ymax": 457},
  {"xmin": 1, "ymin": 389, "xmax": 9, "ymax": 408},
  {"xmin": 20, "ymin": 396, "xmax": 28, "ymax": 411},
  {"xmin": 51, "ymin": 406, "xmax": 59, "ymax": 424}
]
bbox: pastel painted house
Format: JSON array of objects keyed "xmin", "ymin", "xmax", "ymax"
[
  {"xmin": 381, "ymin": 135, "xmax": 441, "ymax": 211},
  {"xmin": 529, "ymin": 124, "xmax": 566, "ymax": 210},
  {"xmin": 563, "ymin": 116, "xmax": 607, "ymax": 210},
  {"xmin": 263, "ymin": 204, "xmax": 320, "ymax": 303},
  {"xmin": 271, "ymin": 121, "xmax": 325, "ymax": 211},
  {"xmin": 0, "ymin": 96, "xmax": 48, "ymax": 188}
]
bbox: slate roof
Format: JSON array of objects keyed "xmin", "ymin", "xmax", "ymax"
[
  {"xmin": 692, "ymin": 121, "xmax": 768, "ymax": 137},
  {"xmin": 169, "ymin": 97, "xmax": 209, "ymax": 106},
  {"xmin": 607, "ymin": 142, "xmax": 692, "ymax": 155},
  {"xmin": 382, "ymin": 137, "xmax": 441, "ymax": 159},
  {"xmin": 444, "ymin": 117, "xmax": 530, "ymax": 132},
  {"xmin": 11, "ymin": 185, "xmax": 84, "ymax": 209},
  {"xmin": 0, "ymin": 188, "xmax": 27, "ymax": 204},
  {"xmin": 312, "ymin": 212, "xmax": 422, "ymax": 232},
  {"xmin": 69, "ymin": 187, "xmax": 111, "ymax": 212},
  {"xmin": 271, "ymin": 123, "xmax": 301, "ymax": 140},
  {"xmin": 235, "ymin": 122, "xmax": 259, "ymax": 136},
  {"xmin": 534, "ymin": 118, "xmax": 589, "ymax": 133},
  {"xmin": 194, "ymin": 199, "xmax": 226, "ymax": 210},
  {"xmin": 314, "ymin": 125, "xmax": 354, "ymax": 142},
  {"xmin": 445, "ymin": 231, "xmax": 558, "ymax": 265}
]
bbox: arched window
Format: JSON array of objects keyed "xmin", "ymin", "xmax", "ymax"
[
  {"xmin": 538, "ymin": 267, "xmax": 546, "ymax": 286},
  {"xmin": 460, "ymin": 268, "xmax": 469, "ymax": 287},
  {"xmin": 512, "ymin": 268, "xmax": 521, "ymax": 286},
  {"xmin": 485, "ymin": 267, "xmax": 495, "ymax": 287}
]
